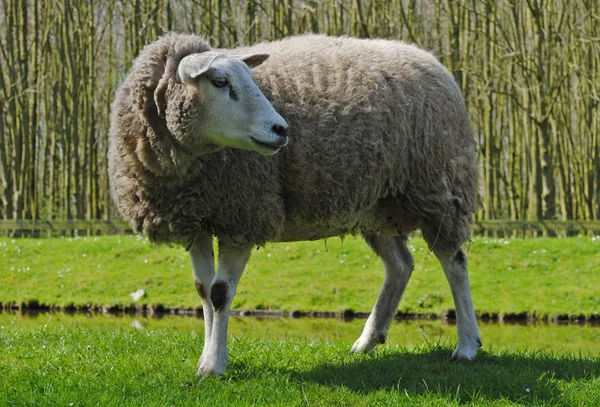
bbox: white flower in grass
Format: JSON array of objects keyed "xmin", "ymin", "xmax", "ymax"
[
  {"xmin": 130, "ymin": 289, "xmax": 145, "ymax": 302},
  {"xmin": 131, "ymin": 320, "xmax": 144, "ymax": 330},
  {"xmin": 267, "ymin": 253, "xmax": 272, "ymax": 258},
  {"xmin": 82, "ymin": 253, "xmax": 87, "ymax": 258},
  {"xmin": 144, "ymin": 258, "xmax": 148, "ymax": 264}
]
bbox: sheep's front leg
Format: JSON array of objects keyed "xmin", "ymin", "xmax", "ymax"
[
  {"xmin": 352, "ymin": 235, "xmax": 414, "ymax": 353},
  {"xmin": 197, "ymin": 242, "xmax": 252, "ymax": 377},
  {"xmin": 189, "ymin": 234, "xmax": 215, "ymax": 368},
  {"xmin": 437, "ymin": 248, "xmax": 481, "ymax": 360}
]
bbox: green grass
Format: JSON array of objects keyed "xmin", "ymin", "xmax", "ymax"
[
  {"xmin": 2, "ymin": 234, "xmax": 600, "ymax": 406},
  {"xmin": 1, "ymin": 316, "xmax": 599, "ymax": 406},
  {"xmin": 1, "ymin": 235, "xmax": 600, "ymax": 317}
]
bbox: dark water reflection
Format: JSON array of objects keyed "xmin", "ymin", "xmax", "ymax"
[{"xmin": 1, "ymin": 311, "xmax": 599, "ymax": 356}]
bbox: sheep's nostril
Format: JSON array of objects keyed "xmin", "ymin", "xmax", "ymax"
[{"xmin": 272, "ymin": 124, "xmax": 289, "ymax": 139}]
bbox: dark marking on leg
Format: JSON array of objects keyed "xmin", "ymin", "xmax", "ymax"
[
  {"xmin": 194, "ymin": 278, "xmax": 206, "ymax": 300},
  {"xmin": 376, "ymin": 333, "xmax": 386, "ymax": 345},
  {"xmin": 454, "ymin": 249, "xmax": 466, "ymax": 264},
  {"xmin": 210, "ymin": 281, "xmax": 228, "ymax": 311},
  {"xmin": 185, "ymin": 237, "xmax": 195, "ymax": 251},
  {"xmin": 361, "ymin": 232, "xmax": 379, "ymax": 256}
]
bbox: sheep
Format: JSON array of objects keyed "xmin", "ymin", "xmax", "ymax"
[{"xmin": 108, "ymin": 32, "xmax": 482, "ymax": 377}]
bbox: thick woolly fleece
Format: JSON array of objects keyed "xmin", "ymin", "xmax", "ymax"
[{"xmin": 108, "ymin": 33, "xmax": 478, "ymax": 253}]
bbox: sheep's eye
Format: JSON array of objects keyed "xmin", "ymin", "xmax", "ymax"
[{"xmin": 211, "ymin": 77, "xmax": 229, "ymax": 88}]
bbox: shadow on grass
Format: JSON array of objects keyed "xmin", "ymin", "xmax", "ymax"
[{"xmin": 290, "ymin": 348, "xmax": 600, "ymax": 404}]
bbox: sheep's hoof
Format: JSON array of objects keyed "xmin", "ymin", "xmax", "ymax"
[
  {"xmin": 449, "ymin": 338, "xmax": 481, "ymax": 361},
  {"xmin": 197, "ymin": 362, "xmax": 226, "ymax": 378},
  {"xmin": 196, "ymin": 354, "xmax": 228, "ymax": 377},
  {"xmin": 350, "ymin": 333, "xmax": 385, "ymax": 354}
]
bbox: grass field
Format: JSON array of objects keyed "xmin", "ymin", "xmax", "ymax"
[
  {"xmin": 1, "ymin": 235, "xmax": 600, "ymax": 317},
  {"xmin": 2, "ymin": 314, "xmax": 600, "ymax": 406},
  {"xmin": 2, "ymin": 236, "xmax": 600, "ymax": 405}
]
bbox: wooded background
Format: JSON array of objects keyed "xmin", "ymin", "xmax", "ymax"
[{"xmin": 1, "ymin": 0, "xmax": 598, "ymax": 224}]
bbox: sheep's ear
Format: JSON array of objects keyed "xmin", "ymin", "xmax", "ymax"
[
  {"xmin": 178, "ymin": 64, "xmax": 212, "ymax": 84},
  {"xmin": 233, "ymin": 53, "xmax": 270, "ymax": 69},
  {"xmin": 178, "ymin": 53, "xmax": 217, "ymax": 84}
]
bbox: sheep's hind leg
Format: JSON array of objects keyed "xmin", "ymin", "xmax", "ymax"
[
  {"xmin": 189, "ymin": 234, "xmax": 215, "ymax": 369},
  {"xmin": 197, "ymin": 242, "xmax": 252, "ymax": 377},
  {"xmin": 436, "ymin": 248, "xmax": 481, "ymax": 360},
  {"xmin": 351, "ymin": 235, "xmax": 414, "ymax": 353}
]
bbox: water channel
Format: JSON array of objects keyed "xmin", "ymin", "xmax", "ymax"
[{"xmin": 2, "ymin": 311, "xmax": 599, "ymax": 357}]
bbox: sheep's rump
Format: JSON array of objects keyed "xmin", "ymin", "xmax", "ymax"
[{"xmin": 109, "ymin": 33, "xmax": 478, "ymax": 253}]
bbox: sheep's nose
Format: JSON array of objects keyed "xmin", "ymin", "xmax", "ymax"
[{"xmin": 272, "ymin": 124, "xmax": 289, "ymax": 139}]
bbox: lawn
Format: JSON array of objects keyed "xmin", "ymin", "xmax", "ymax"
[
  {"xmin": 1, "ymin": 235, "xmax": 600, "ymax": 318},
  {"xmin": 1, "ymin": 315, "xmax": 599, "ymax": 406},
  {"xmin": 2, "ymin": 235, "xmax": 600, "ymax": 406}
]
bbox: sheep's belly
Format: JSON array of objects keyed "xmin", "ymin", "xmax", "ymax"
[
  {"xmin": 274, "ymin": 222, "xmax": 350, "ymax": 242},
  {"xmin": 274, "ymin": 215, "xmax": 418, "ymax": 243}
]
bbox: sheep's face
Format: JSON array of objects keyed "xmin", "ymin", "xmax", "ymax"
[{"xmin": 177, "ymin": 52, "xmax": 288, "ymax": 156}]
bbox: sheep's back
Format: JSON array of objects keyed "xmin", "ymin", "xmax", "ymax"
[{"xmin": 236, "ymin": 35, "xmax": 478, "ymax": 238}]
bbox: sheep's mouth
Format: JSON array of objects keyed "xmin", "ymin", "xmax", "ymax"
[{"xmin": 250, "ymin": 136, "xmax": 287, "ymax": 154}]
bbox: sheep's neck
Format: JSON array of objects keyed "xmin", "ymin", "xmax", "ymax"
[{"xmin": 136, "ymin": 127, "xmax": 194, "ymax": 177}]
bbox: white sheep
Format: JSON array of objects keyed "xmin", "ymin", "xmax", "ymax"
[{"xmin": 108, "ymin": 33, "xmax": 482, "ymax": 377}]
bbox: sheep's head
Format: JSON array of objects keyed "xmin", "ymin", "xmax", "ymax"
[{"xmin": 158, "ymin": 51, "xmax": 288, "ymax": 156}]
